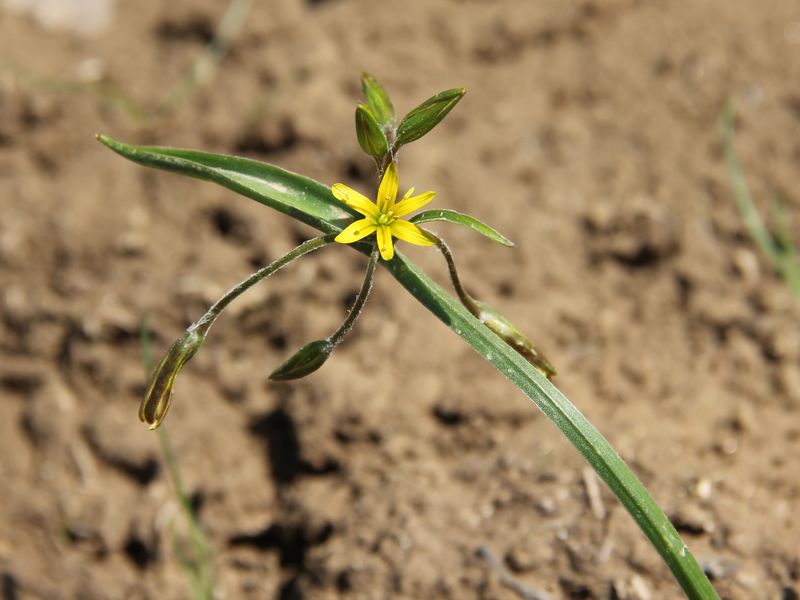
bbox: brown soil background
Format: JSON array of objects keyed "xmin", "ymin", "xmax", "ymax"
[{"xmin": 2, "ymin": 1, "xmax": 800, "ymax": 598}]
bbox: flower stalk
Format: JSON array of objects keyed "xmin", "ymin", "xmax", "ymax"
[
  {"xmin": 140, "ymin": 234, "xmax": 335, "ymax": 429},
  {"xmin": 269, "ymin": 248, "xmax": 379, "ymax": 381},
  {"xmin": 424, "ymin": 230, "xmax": 556, "ymax": 379}
]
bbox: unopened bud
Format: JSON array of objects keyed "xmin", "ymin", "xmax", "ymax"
[
  {"xmin": 269, "ymin": 339, "xmax": 334, "ymax": 381},
  {"xmin": 474, "ymin": 301, "xmax": 556, "ymax": 380},
  {"xmin": 140, "ymin": 329, "xmax": 205, "ymax": 430},
  {"xmin": 361, "ymin": 72, "xmax": 395, "ymax": 131},
  {"xmin": 395, "ymin": 87, "xmax": 466, "ymax": 148},
  {"xmin": 355, "ymin": 104, "xmax": 389, "ymax": 158}
]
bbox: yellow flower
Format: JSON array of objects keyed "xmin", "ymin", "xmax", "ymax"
[{"xmin": 331, "ymin": 162, "xmax": 435, "ymax": 261}]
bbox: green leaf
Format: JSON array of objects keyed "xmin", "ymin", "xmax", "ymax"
[
  {"xmin": 355, "ymin": 103, "xmax": 389, "ymax": 158},
  {"xmin": 361, "ymin": 72, "xmax": 395, "ymax": 131},
  {"xmin": 411, "ymin": 209, "xmax": 514, "ymax": 247},
  {"xmin": 395, "ymin": 87, "xmax": 465, "ymax": 148},
  {"xmin": 269, "ymin": 339, "xmax": 333, "ymax": 381},
  {"xmin": 96, "ymin": 134, "xmax": 356, "ymax": 234},
  {"xmin": 99, "ymin": 135, "xmax": 720, "ymax": 599}
]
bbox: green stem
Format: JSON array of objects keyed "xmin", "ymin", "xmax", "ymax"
[
  {"xmin": 329, "ymin": 248, "xmax": 379, "ymax": 346},
  {"xmin": 192, "ymin": 234, "xmax": 335, "ymax": 338},
  {"xmin": 425, "ymin": 231, "xmax": 481, "ymax": 314}
]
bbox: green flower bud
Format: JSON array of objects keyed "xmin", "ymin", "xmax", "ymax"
[
  {"xmin": 361, "ymin": 72, "xmax": 395, "ymax": 132},
  {"xmin": 355, "ymin": 103, "xmax": 389, "ymax": 158},
  {"xmin": 140, "ymin": 329, "xmax": 205, "ymax": 430},
  {"xmin": 269, "ymin": 339, "xmax": 334, "ymax": 381},
  {"xmin": 474, "ymin": 301, "xmax": 556, "ymax": 380},
  {"xmin": 395, "ymin": 87, "xmax": 466, "ymax": 148}
]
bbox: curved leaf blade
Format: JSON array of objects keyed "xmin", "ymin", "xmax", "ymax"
[
  {"xmin": 96, "ymin": 134, "xmax": 357, "ymax": 233},
  {"xmin": 412, "ymin": 209, "xmax": 513, "ymax": 247},
  {"xmin": 384, "ymin": 255, "xmax": 716, "ymax": 599}
]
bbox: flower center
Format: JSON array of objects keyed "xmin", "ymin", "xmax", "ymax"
[{"xmin": 377, "ymin": 210, "xmax": 395, "ymax": 226}]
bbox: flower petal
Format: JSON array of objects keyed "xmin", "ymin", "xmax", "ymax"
[
  {"xmin": 377, "ymin": 225, "xmax": 395, "ymax": 260},
  {"xmin": 393, "ymin": 191, "xmax": 436, "ymax": 217},
  {"xmin": 377, "ymin": 162, "xmax": 399, "ymax": 213},
  {"xmin": 335, "ymin": 218, "xmax": 378, "ymax": 244},
  {"xmin": 331, "ymin": 183, "xmax": 378, "ymax": 218},
  {"xmin": 389, "ymin": 219, "xmax": 435, "ymax": 246}
]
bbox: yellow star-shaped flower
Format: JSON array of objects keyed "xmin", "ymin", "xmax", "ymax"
[{"xmin": 332, "ymin": 162, "xmax": 436, "ymax": 261}]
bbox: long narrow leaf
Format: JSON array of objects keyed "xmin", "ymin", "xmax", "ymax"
[
  {"xmin": 97, "ymin": 135, "xmax": 356, "ymax": 232},
  {"xmin": 99, "ymin": 136, "xmax": 719, "ymax": 599},
  {"xmin": 412, "ymin": 208, "xmax": 514, "ymax": 246}
]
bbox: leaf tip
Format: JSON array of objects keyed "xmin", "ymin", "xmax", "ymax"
[{"xmin": 95, "ymin": 133, "xmax": 118, "ymax": 151}]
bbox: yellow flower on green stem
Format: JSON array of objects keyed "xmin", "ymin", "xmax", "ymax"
[{"xmin": 332, "ymin": 161, "xmax": 435, "ymax": 261}]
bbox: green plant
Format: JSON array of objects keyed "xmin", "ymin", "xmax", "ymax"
[
  {"xmin": 102, "ymin": 73, "xmax": 719, "ymax": 598},
  {"xmin": 722, "ymin": 100, "xmax": 800, "ymax": 297}
]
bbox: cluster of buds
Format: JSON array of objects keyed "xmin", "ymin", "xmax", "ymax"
[{"xmin": 355, "ymin": 72, "xmax": 465, "ymax": 175}]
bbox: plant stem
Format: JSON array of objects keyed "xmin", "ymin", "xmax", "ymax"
[
  {"xmin": 192, "ymin": 234, "xmax": 335, "ymax": 338},
  {"xmin": 329, "ymin": 248, "xmax": 379, "ymax": 346},
  {"xmin": 425, "ymin": 231, "xmax": 481, "ymax": 314}
]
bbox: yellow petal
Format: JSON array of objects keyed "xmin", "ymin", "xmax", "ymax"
[
  {"xmin": 402, "ymin": 186, "xmax": 416, "ymax": 200},
  {"xmin": 335, "ymin": 218, "xmax": 378, "ymax": 244},
  {"xmin": 393, "ymin": 191, "xmax": 436, "ymax": 217},
  {"xmin": 331, "ymin": 183, "xmax": 378, "ymax": 218},
  {"xmin": 389, "ymin": 219, "xmax": 436, "ymax": 246},
  {"xmin": 377, "ymin": 226, "xmax": 395, "ymax": 260},
  {"xmin": 377, "ymin": 162, "xmax": 399, "ymax": 213}
]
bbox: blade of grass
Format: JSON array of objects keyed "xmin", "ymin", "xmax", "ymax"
[
  {"xmin": 108, "ymin": 137, "xmax": 719, "ymax": 599},
  {"xmin": 721, "ymin": 100, "xmax": 800, "ymax": 298},
  {"xmin": 163, "ymin": 0, "xmax": 252, "ymax": 111},
  {"xmin": 1, "ymin": 0, "xmax": 250, "ymax": 125},
  {"xmin": 769, "ymin": 193, "xmax": 800, "ymax": 295}
]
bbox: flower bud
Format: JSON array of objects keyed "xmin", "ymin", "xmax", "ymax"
[
  {"xmin": 395, "ymin": 87, "xmax": 466, "ymax": 148},
  {"xmin": 269, "ymin": 339, "xmax": 334, "ymax": 381},
  {"xmin": 361, "ymin": 72, "xmax": 395, "ymax": 131},
  {"xmin": 474, "ymin": 301, "xmax": 556, "ymax": 379},
  {"xmin": 355, "ymin": 104, "xmax": 389, "ymax": 158},
  {"xmin": 140, "ymin": 329, "xmax": 205, "ymax": 429}
]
